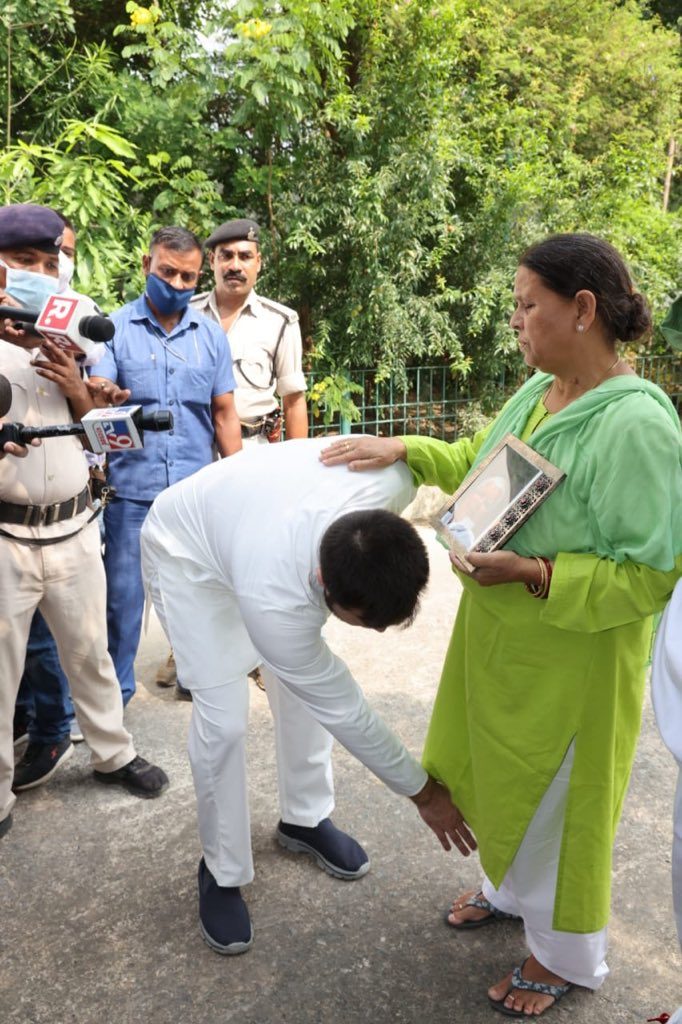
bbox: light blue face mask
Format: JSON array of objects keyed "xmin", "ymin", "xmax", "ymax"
[{"xmin": 0, "ymin": 259, "xmax": 59, "ymax": 310}]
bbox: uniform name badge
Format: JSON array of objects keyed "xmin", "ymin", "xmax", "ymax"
[{"xmin": 431, "ymin": 433, "xmax": 566, "ymax": 571}]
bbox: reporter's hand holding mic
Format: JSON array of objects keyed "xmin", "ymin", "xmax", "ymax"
[
  {"xmin": 29, "ymin": 340, "xmax": 131, "ymax": 408},
  {"xmin": 31, "ymin": 339, "xmax": 90, "ymax": 405}
]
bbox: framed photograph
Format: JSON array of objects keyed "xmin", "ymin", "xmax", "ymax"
[{"xmin": 431, "ymin": 433, "xmax": 566, "ymax": 569}]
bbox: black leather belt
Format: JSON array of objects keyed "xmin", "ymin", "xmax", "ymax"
[
  {"xmin": 240, "ymin": 410, "xmax": 281, "ymax": 439},
  {"xmin": 0, "ymin": 485, "xmax": 89, "ymax": 527}
]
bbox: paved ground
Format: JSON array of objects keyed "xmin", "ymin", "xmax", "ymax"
[{"xmin": 1, "ymin": 528, "xmax": 680, "ymax": 1024}]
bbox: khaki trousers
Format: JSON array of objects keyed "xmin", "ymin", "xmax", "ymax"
[{"xmin": 0, "ymin": 515, "xmax": 135, "ymax": 824}]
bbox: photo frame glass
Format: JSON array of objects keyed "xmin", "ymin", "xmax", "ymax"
[{"xmin": 432, "ymin": 434, "xmax": 566, "ymax": 565}]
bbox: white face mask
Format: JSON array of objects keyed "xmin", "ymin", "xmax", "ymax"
[
  {"xmin": 0, "ymin": 258, "xmax": 58, "ymax": 310},
  {"xmin": 57, "ymin": 250, "xmax": 75, "ymax": 293}
]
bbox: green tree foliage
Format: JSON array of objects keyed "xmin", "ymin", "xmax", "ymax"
[{"xmin": 0, "ymin": 0, "xmax": 680, "ymax": 389}]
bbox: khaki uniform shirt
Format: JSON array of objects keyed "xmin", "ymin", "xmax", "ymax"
[
  {"xmin": 0, "ymin": 340, "xmax": 89, "ymax": 539},
  {"xmin": 191, "ymin": 289, "xmax": 306, "ymax": 422}
]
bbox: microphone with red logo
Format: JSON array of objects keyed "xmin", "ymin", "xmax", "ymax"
[
  {"xmin": 0, "ymin": 294, "xmax": 114, "ymax": 357},
  {"xmin": 0, "ymin": 404, "xmax": 173, "ymax": 453}
]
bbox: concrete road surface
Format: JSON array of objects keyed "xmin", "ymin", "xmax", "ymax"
[{"xmin": 1, "ymin": 528, "xmax": 679, "ymax": 1023}]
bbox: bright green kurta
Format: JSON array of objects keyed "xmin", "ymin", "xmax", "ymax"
[{"xmin": 404, "ymin": 371, "xmax": 682, "ymax": 932}]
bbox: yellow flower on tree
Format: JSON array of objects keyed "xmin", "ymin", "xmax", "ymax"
[
  {"xmin": 236, "ymin": 18, "xmax": 273, "ymax": 41},
  {"xmin": 128, "ymin": 3, "xmax": 160, "ymax": 29}
]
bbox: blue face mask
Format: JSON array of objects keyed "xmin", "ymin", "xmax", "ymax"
[
  {"xmin": 0, "ymin": 260, "xmax": 59, "ymax": 310},
  {"xmin": 145, "ymin": 273, "xmax": 195, "ymax": 315}
]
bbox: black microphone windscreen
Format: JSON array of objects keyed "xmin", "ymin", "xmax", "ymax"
[
  {"xmin": 77, "ymin": 315, "xmax": 115, "ymax": 343},
  {"xmin": 139, "ymin": 410, "xmax": 174, "ymax": 432},
  {"xmin": 0, "ymin": 374, "xmax": 12, "ymax": 418}
]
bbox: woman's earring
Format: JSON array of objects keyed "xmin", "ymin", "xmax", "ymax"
[{"xmin": 577, "ymin": 324, "xmax": 585, "ymax": 332}]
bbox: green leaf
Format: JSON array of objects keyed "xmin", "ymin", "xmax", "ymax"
[{"xmin": 251, "ymin": 80, "xmax": 269, "ymax": 106}]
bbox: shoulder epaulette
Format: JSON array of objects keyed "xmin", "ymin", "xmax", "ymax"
[{"xmin": 257, "ymin": 295, "xmax": 298, "ymax": 324}]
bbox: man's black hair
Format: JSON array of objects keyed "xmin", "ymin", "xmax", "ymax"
[
  {"xmin": 319, "ymin": 510, "xmax": 429, "ymax": 630},
  {"xmin": 56, "ymin": 212, "xmax": 75, "ymax": 233},
  {"xmin": 150, "ymin": 226, "xmax": 202, "ymax": 254}
]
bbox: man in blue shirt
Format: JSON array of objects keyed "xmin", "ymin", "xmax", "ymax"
[{"xmin": 91, "ymin": 226, "xmax": 242, "ymax": 704}]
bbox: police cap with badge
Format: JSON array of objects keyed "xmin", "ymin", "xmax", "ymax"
[
  {"xmin": 0, "ymin": 204, "xmax": 64, "ymax": 254},
  {"xmin": 205, "ymin": 218, "xmax": 260, "ymax": 250}
]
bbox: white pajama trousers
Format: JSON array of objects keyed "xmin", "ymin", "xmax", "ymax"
[
  {"xmin": 143, "ymin": 545, "xmax": 334, "ymax": 887},
  {"xmin": 481, "ymin": 743, "xmax": 609, "ymax": 990}
]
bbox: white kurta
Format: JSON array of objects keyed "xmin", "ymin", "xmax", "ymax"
[
  {"xmin": 651, "ymin": 579, "xmax": 682, "ymax": 949},
  {"xmin": 140, "ymin": 437, "xmax": 428, "ymax": 884}
]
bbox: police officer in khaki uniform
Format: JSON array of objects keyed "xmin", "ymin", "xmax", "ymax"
[
  {"xmin": 191, "ymin": 219, "xmax": 308, "ymax": 444},
  {"xmin": 0, "ymin": 204, "xmax": 168, "ymax": 838}
]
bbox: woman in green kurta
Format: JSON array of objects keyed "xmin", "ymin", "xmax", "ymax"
[{"xmin": 322, "ymin": 234, "xmax": 682, "ymax": 1016}]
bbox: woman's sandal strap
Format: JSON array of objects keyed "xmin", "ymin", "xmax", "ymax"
[
  {"xmin": 464, "ymin": 892, "xmax": 517, "ymax": 920},
  {"xmin": 510, "ymin": 966, "xmax": 572, "ymax": 1001}
]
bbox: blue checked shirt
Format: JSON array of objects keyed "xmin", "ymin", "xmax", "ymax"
[{"xmin": 96, "ymin": 294, "xmax": 236, "ymax": 501}]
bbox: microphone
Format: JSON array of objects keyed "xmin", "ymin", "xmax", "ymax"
[
  {"xmin": 0, "ymin": 405, "xmax": 173, "ymax": 454},
  {"xmin": 0, "ymin": 294, "xmax": 115, "ymax": 357},
  {"xmin": 0, "ymin": 373, "xmax": 12, "ymax": 419}
]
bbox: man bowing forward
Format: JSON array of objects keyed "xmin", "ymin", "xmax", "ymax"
[{"xmin": 141, "ymin": 437, "xmax": 475, "ymax": 954}]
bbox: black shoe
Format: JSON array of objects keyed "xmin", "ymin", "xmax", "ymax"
[
  {"xmin": 276, "ymin": 818, "xmax": 370, "ymax": 879},
  {"xmin": 93, "ymin": 755, "xmax": 169, "ymax": 798},
  {"xmin": 197, "ymin": 857, "xmax": 253, "ymax": 955},
  {"xmin": 0, "ymin": 812, "xmax": 12, "ymax": 838},
  {"xmin": 13, "ymin": 738, "xmax": 74, "ymax": 792},
  {"xmin": 175, "ymin": 681, "xmax": 192, "ymax": 702}
]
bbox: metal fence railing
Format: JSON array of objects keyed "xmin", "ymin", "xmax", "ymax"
[{"xmin": 306, "ymin": 354, "xmax": 682, "ymax": 440}]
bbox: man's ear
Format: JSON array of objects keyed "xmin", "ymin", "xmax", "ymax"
[
  {"xmin": 208, "ymin": 249, "xmax": 215, "ymax": 271},
  {"xmin": 142, "ymin": 253, "xmax": 151, "ymax": 277},
  {"xmin": 315, "ymin": 567, "xmax": 324, "ymax": 586},
  {"xmin": 0, "ymin": 264, "xmax": 6, "ymax": 292}
]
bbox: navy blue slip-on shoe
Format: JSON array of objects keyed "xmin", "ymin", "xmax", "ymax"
[
  {"xmin": 276, "ymin": 818, "xmax": 370, "ymax": 880},
  {"xmin": 197, "ymin": 858, "xmax": 253, "ymax": 955},
  {"xmin": 176, "ymin": 681, "xmax": 193, "ymax": 702}
]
